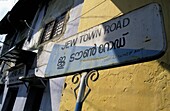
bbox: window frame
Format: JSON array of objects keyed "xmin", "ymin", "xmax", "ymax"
[{"xmin": 40, "ymin": 13, "xmax": 67, "ymax": 44}]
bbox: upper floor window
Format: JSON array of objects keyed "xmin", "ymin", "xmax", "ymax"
[
  {"xmin": 41, "ymin": 20, "xmax": 55, "ymax": 43},
  {"xmin": 40, "ymin": 13, "xmax": 66, "ymax": 44},
  {"xmin": 52, "ymin": 16, "xmax": 65, "ymax": 38}
]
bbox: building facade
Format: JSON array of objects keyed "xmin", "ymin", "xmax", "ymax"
[{"xmin": 0, "ymin": 0, "xmax": 170, "ymax": 111}]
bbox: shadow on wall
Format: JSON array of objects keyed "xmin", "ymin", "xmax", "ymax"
[
  {"xmin": 46, "ymin": 1, "xmax": 167, "ymax": 77},
  {"xmin": 111, "ymin": 0, "xmax": 151, "ymax": 13},
  {"xmin": 111, "ymin": 0, "xmax": 170, "ymax": 71},
  {"xmin": 52, "ymin": 1, "xmax": 170, "ymax": 111},
  {"xmin": 37, "ymin": 0, "xmax": 85, "ymax": 111}
]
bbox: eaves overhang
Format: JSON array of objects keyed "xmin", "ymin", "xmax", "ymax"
[
  {"xmin": 0, "ymin": 45, "xmax": 36, "ymax": 63},
  {"xmin": 0, "ymin": 38, "xmax": 36, "ymax": 63},
  {"xmin": 0, "ymin": 0, "xmax": 44, "ymax": 34}
]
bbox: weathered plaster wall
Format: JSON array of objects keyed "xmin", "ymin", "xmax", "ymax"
[
  {"xmin": 59, "ymin": 0, "xmax": 170, "ymax": 111},
  {"xmin": 36, "ymin": 0, "xmax": 83, "ymax": 77},
  {"xmin": 38, "ymin": 0, "xmax": 84, "ymax": 111}
]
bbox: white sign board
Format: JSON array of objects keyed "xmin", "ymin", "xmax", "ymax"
[{"xmin": 45, "ymin": 3, "xmax": 166, "ymax": 77}]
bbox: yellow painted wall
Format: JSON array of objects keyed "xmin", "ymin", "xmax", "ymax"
[{"xmin": 60, "ymin": 0, "xmax": 170, "ymax": 111}]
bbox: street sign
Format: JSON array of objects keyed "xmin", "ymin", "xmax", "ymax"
[{"xmin": 45, "ymin": 3, "xmax": 166, "ymax": 77}]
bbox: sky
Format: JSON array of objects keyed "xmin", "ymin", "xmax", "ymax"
[{"xmin": 0, "ymin": 0, "xmax": 18, "ymax": 45}]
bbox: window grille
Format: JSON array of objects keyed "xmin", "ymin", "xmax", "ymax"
[
  {"xmin": 41, "ymin": 20, "xmax": 55, "ymax": 43},
  {"xmin": 52, "ymin": 17, "xmax": 65, "ymax": 38},
  {"xmin": 40, "ymin": 14, "xmax": 66, "ymax": 44}
]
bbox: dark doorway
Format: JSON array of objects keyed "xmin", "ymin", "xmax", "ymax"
[
  {"xmin": 1, "ymin": 87, "xmax": 19, "ymax": 111},
  {"xmin": 0, "ymin": 84, "xmax": 5, "ymax": 105},
  {"xmin": 24, "ymin": 86, "xmax": 44, "ymax": 111}
]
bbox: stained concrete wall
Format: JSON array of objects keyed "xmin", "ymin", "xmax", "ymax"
[{"xmin": 59, "ymin": 0, "xmax": 170, "ymax": 111}]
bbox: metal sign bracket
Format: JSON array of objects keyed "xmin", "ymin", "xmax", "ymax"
[{"xmin": 72, "ymin": 70, "xmax": 99, "ymax": 111}]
